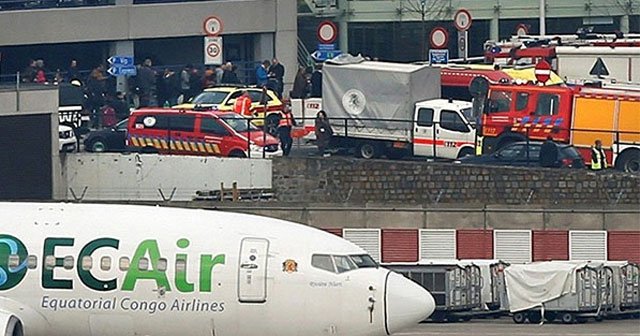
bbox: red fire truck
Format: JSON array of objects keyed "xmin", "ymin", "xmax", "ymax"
[{"xmin": 472, "ymin": 80, "xmax": 640, "ymax": 173}]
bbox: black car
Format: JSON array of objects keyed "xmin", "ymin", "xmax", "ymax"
[
  {"xmin": 457, "ymin": 141, "xmax": 585, "ymax": 169},
  {"xmin": 84, "ymin": 118, "xmax": 128, "ymax": 152}
]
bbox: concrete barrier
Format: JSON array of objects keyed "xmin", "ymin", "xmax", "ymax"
[{"xmin": 63, "ymin": 153, "xmax": 272, "ymax": 202}]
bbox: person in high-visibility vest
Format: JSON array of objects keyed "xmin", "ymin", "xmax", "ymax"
[
  {"xmin": 591, "ymin": 139, "xmax": 608, "ymax": 171},
  {"xmin": 278, "ymin": 107, "xmax": 296, "ymax": 156},
  {"xmin": 233, "ymin": 91, "xmax": 252, "ymax": 117}
]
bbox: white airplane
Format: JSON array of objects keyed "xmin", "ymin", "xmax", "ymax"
[{"xmin": 0, "ymin": 203, "xmax": 435, "ymax": 336}]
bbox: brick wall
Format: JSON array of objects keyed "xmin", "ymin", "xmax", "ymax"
[{"xmin": 273, "ymin": 158, "xmax": 640, "ymax": 205}]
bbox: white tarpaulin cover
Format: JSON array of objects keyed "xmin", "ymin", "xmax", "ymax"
[
  {"xmin": 322, "ymin": 56, "xmax": 440, "ymax": 136},
  {"xmin": 504, "ymin": 261, "xmax": 589, "ymax": 312}
]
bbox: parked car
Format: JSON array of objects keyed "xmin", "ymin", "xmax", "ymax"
[
  {"xmin": 456, "ymin": 141, "xmax": 585, "ymax": 169},
  {"xmin": 58, "ymin": 124, "xmax": 77, "ymax": 152},
  {"xmin": 127, "ymin": 109, "xmax": 282, "ymax": 158},
  {"xmin": 84, "ymin": 118, "xmax": 128, "ymax": 152}
]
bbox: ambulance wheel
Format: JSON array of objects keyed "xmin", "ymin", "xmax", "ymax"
[
  {"xmin": 512, "ymin": 312, "xmax": 526, "ymax": 324},
  {"xmin": 457, "ymin": 147, "xmax": 475, "ymax": 159},
  {"xmin": 228, "ymin": 150, "xmax": 246, "ymax": 158},
  {"xmin": 615, "ymin": 149, "xmax": 640, "ymax": 174},
  {"xmin": 527, "ymin": 311, "xmax": 542, "ymax": 324},
  {"xmin": 357, "ymin": 142, "xmax": 378, "ymax": 159},
  {"xmin": 561, "ymin": 313, "xmax": 575, "ymax": 324},
  {"xmin": 265, "ymin": 114, "xmax": 281, "ymax": 136},
  {"xmin": 87, "ymin": 138, "xmax": 106, "ymax": 152},
  {"xmin": 544, "ymin": 312, "xmax": 557, "ymax": 322}
]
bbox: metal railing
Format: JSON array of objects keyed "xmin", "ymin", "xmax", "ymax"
[{"xmin": 0, "ymin": 0, "xmax": 114, "ymax": 10}]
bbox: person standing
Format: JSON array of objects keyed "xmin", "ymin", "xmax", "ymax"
[
  {"xmin": 539, "ymin": 136, "xmax": 558, "ymax": 168},
  {"xmin": 314, "ymin": 110, "xmax": 333, "ymax": 156},
  {"xmin": 86, "ymin": 64, "xmax": 107, "ymax": 128},
  {"xmin": 65, "ymin": 59, "xmax": 80, "ymax": 82},
  {"xmin": 278, "ymin": 107, "xmax": 296, "ymax": 156},
  {"xmin": 180, "ymin": 64, "xmax": 192, "ymax": 102},
  {"xmin": 21, "ymin": 59, "xmax": 37, "ymax": 83},
  {"xmin": 310, "ymin": 65, "xmax": 323, "ymax": 98},
  {"xmin": 256, "ymin": 60, "xmax": 270, "ymax": 87},
  {"xmin": 136, "ymin": 58, "xmax": 157, "ymax": 107},
  {"xmin": 290, "ymin": 66, "xmax": 308, "ymax": 99},
  {"xmin": 268, "ymin": 58, "xmax": 285, "ymax": 98},
  {"xmin": 591, "ymin": 139, "xmax": 608, "ymax": 171}
]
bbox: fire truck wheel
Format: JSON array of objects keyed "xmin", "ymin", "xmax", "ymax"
[
  {"xmin": 512, "ymin": 312, "xmax": 526, "ymax": 324},
  {"xmin": 615, "ymin": 150, "xmax": 640, "ymax": 174},
  {"xmin": 561, "ymin": 312, "xmax": 575, "ymax": 324},
  {"xmin": 357, "ymin": 142, "xmax": 379, "ymax": 159}
]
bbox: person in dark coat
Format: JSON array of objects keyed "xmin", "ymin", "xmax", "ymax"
[
  {"xmin": 136, "ymin": 58, "xmax": 157, "ymax": 107},
  {"xmin": 314, "ymin": 110, "xmax": 333, "ymax": 156},
  {"xmin": 539, "ymin": 136, "xmax": 558, "ymax": 168},
  {"xmin": 107, "ymin": 91, "xmax": 130, "ymax": 121},
  {"xmin": 268, "ymin": 58, "xmax": 285, "ymax": 97},
  {"xmin": 65, "ymin": 59, "xmax": 80, "ymax": 82},
  {"xmin": 290, "ymin": 67, "xmax": 308, "ymax": 99},
  {"xmin": 310, "ymin": 66, "xmax": 322, "ymax": 98}
]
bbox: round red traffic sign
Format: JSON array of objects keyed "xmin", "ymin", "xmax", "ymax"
[
  {"xmin": 515, "ymin": 24, "xmax": 529, "ymax": 36},
  {"xmin": 203, "ymin": 16, "xmax": 223, "ymax": 36},
  {"xmin": 430, "ymin": 27, "xmax": 449, "ymax": 49},
  {"xmin": 317, "ymin": 20, "xmax": 338, "ymax": 44},
  {"xmin": 453, "ymin": 9, "xmax": 472, "ymax": 31},
  {"xmin": 206, "ymin": 42, "xmax": 221, "ymax": 58},
  {"xmin": 534, "ymin": 60, "xmax": 552, "ymax": 83}
]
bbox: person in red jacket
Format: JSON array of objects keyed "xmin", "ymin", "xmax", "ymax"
[{"xmin": 233, "ymin": 91, "xmax": 252, "ymax": 117}]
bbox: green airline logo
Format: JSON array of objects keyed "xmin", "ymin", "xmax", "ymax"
[
  {"xmin": 1, "ymin": 237, "xmax": 225, "ymax": 293},
  {"xmin": 0, "ymin": 234, "xmax": 29, "ymax": 290}
]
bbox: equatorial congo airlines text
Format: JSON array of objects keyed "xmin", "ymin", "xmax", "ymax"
[{"xmin": 0, "ymin": 235, "xmax": 228, "ymax": 315}]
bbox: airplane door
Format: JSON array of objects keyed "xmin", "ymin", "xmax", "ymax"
[
  {"xmin": 238, "ymin": 237, "xmax": 270, "ymax": 303},
  {"xmin": 413, "ymin": 107, "xmax": 435, "ymax": 157}
]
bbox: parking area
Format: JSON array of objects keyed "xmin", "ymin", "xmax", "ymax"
[{"xmin": 398, "ymin": 318, "xmax": 640, "ymax": 336}]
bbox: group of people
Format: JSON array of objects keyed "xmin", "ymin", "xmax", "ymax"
[
  {"xmin": 21, "ymin": 58, "xmax": 81, "ymax": 84},
  {"xmin": 540, "ymin": 136, "xmax": 608, "ymax": 171},
  {"xmin": 255, "ymin": 58, "xmax": 285, "ymax": 98},
  {"xmin": 276, "ymin": 109, "xmax": 332, "ymax": 157}
]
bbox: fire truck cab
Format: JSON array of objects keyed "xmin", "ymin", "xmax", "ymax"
[{"xmin": 474, "ymin": 81, "xmax": 640, "ymax": 173}]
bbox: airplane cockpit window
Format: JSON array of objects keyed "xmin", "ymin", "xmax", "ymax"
[
  {"xmin": 63, "ymin": 256, "xmax": 74, "ymax": 270},
  {"xmin": 350, "ymin": 254, "xmax": 378, "ymax": 268},
  {"xmin": 119, "ymin": 257, "xmax": 130, "ymax": 271},
  {"xmin": 27, "ymin": 255, "xmax": 37, "ymax": 269},
  {"xmin": 333, "ymin": 255, "xmax": 357, "ymax": 273},
  {"xmin": 81, "ymin": 256, "xmax": 92, "ymax": 271},
  {"xmin": 311, "ymin": 254, "xmax": 336, "ymax": 273},
  {"xmin": 138, "ymin": 258, "xmax": 150, "ymax": 271},
  {"xmin": 100, "ymin": 256, "xmax": 112, "ymax": 271}
]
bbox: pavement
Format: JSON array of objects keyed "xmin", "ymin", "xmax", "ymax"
[{"xmin": 396, "ymin": 318, "xmax": 640, "ymax": 336}]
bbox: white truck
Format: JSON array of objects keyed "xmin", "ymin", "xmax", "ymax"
[{"xmin": 291, "ymin": 56, "xmax": 477, "ymax": 159}]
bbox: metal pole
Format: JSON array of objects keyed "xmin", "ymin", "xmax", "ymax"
[
  {"xmin": 539, "ymin": 0, "xmax": 546, "ymax": 36},
  {"xmin": 16, "ymin": 72, "xmax": 20, "ymax": 112}
]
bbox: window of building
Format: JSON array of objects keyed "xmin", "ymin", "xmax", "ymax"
[
  {"xmin": 8, "ymin": 254, "xmax": 19, "ymax": 269},
  {"xmin": 81, "ymin": 256, "xmax": 93, "ymax": 271},
  {"xmin": 27, "ymin": 255, "xmax": 37, "ymax": 269},
  {"xmin": 100, "ymin": 256, "xmax": 111, "ymax": 271},
  {"xmin": 157, "ymin": 258, "xmax": 168, "ymax": 272},
  {"xmin": 45, "ymin": 256, "xmax": 56, "ymax": 270},
  {"xmin": 176, "ymin": 259, "xmax": 187, "ymax": 273},
  {"xmin": 138, "ymin": 257, "xmax": 149, "ymax": 271},
  {"xmin": 63, "ymin": 256, "xmax": 74, "ymax": 270},
  {"xmin": 119, "ymin": 257, "xmax": 130, "ymax": 271}
]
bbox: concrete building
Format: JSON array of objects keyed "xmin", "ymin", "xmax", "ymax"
[
  {"xmin": 298, "ymin": 0, "xmax": 640, "ymax": 62},
  {"xmin": 0, "ymin": 0, "xmax": 297, "ymax": 91}
]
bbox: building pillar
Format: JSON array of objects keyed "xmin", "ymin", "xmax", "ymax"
[
  {"xmin": 620, "ymin": 14, "xmax": 630, "ymax": 34},
  {"xmin": 254, "ymin": 33, "xmax": 275, "ymax": 64},
  {"xmin": 108, "ymin": 40, "xmax": 134, "ymax": 95},
  {"xmin": 275, "ymin": 0, "xmax": 297, "ymax": 97},
  {"xmin": 337, "ymin": 0, "xmax": 349, "ymax": 53},
  {"xmin": 490, "ymin": 13, "xmax": 500, "ymax": 41}
]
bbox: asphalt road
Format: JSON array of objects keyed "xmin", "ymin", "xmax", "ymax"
[{"xmin": 396, "ymin": 318, "xmax": 640, "ymax": 336}]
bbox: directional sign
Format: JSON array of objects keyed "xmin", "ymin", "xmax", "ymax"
[
  {"xmin": 204, "ymin": 36, "xmax": 223, "ymax": 65},
  {"xmin": 534, "ymin": 60, "xmax": 552, "ymax": 83},
  {"xmin": 429, "ymin": 49, "xmax": 449, "ymax": 64},
  {"xmin": 107, "ymin": 65, "xmax": 137, "ymax": 76},
  {"xmin": 311, "ymin": 49, "xmax": 342, "ymax": 62},
  {"xmin": 108, "ymin": 56, "xmax": 134, "ymax": 66},
  {"xmin": 203, "ymin": 16, "xmax": 223, "ymax": 36},
  {"xmin": 453, "ymin": 9, "xmax": 472, "ymax": 32},
  {"xmin": 317, "ymin": 20, "xmax": 338, "ymax": 44},
  {"xmin": 430, "ymin": 27, "xmax": 449, "ymax": 49}
]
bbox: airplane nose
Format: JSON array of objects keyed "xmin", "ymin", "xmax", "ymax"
[{"xmin": 384, "ymin": 271, "xmax": 435, "ymax": 335}]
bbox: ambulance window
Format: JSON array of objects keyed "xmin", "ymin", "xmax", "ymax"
[
  {"xmin": 488, "ymin": 90, "xmax": 512, "ymax": 113},
  {"xmin": 515, "ymin": 92, "xmax": 529, "ymax": 111},
  {"xmin": 119, "ymin": 257, "xmax": 130, "ymax": 271},
  {"xmin": 416, "ymin": 108, "xmax": 434, "ymax": 127},
  {"xmin": 333, "ymin": 255, "xmax": 357, "ymax": 273},
  {"xmin": 312, "ymin": 254, "xmax": 336, "ymax": 273},
  {"xmin": 201, "ymin": 117, "xmax": 229, "ymax": 135},
  {"xmin": 157, "ymin": 258, "xmax": 168, "ymax": 272},
  {"xmin": 63, "ymin": 256, "xmax": 74, "ymax": 270},
  {"xmin": 440, "ymin": 110, "xmax": 469, "ymax": 133},
  {"xmin": 44, "ymin": 256, "xmax": 56, "ymax": 270},
  {"xmin": 535, "ymin": 93, "xmax": 560, "ymax": 116},
  {"xmin": 138, "ymin": 257, "xmax": 150, "ymax": 271},
  {"xmin": 27, "ymin": 255, "xmax": 37, "ymax": 269},
  {"xmin": 100, "ymin": 256, "xmax": 112, "ymax": 271},
  {"xmin": 81, "ymin": 256, "xmax": 93, "ymax": 271},
  {"xmin": 136, "ymin": 115, "xmax": 169, "ymax": 129},
  {"xmin": 169, "ymin": 115, "xmax": 195, "ymax": 132},
  {"xmin": 8, "ymin": 254, "xmax": 20, "ymax": 269}
]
